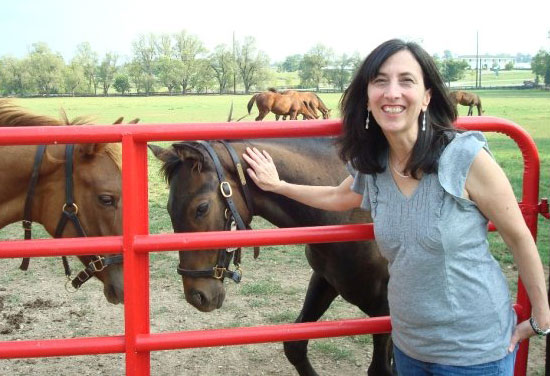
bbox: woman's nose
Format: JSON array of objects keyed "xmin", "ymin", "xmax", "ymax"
[{"xmin": 384, "ymin": 81, "xmax": 401, "ymax": 99}]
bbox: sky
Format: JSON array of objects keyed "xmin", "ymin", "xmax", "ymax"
[{"xmin": 1, "ymin": 0, "xmax": 549, "ymax": 63}]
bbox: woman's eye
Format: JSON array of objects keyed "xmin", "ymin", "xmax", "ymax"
[
  {"xmin": 98, "ymin": 195, "xmax": 116, "ymax": 207},
  {"xmin": 196, "ymin": 202, "xmax": 209, "ymax": 218}
]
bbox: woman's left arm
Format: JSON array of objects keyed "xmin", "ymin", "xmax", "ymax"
[{"xmin": 466, "ymin": 149, "xmax": 550, "ymax": 351}]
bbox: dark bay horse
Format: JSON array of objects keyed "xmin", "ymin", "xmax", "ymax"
[
  {"xmin": 449, "ymin": 90, "xmax": 484, "ymax": 116},
  {"xmin": 0, "ymin": 100, "xmax": 126, "ymax": 304},
  {"xmin": 247, "ymin": 89, "xmax": 317, "ymax": 121},
  {"xmin": 150, "ymin": 138, "xmax": 392, "ymax": 376}
]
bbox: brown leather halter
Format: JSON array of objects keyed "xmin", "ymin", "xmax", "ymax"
[
  {"xmin": 20, "ymin": 144, "xmax": 123, "ymax": 290},
  {"xmin": 175, "ymin": 140, "xmax": 257, "ymax": 283}
]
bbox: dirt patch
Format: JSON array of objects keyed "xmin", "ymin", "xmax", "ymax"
[{"xmin": 0, "ymin": 224, "xmax": 547, "ymax": 375}]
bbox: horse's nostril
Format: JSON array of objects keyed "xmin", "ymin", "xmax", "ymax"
[{"xmin": 189, "ymin": 290, "xmax": 206, "ymax": 307}]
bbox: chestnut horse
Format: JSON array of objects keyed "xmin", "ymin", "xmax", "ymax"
[
  {"xmin": 449, "ymin": 90, "xmax": 484, "ymax": 116},
  {"xmin": 0, "ymin": 100, "xmax": 126, "ymax": 304},
  {"xmin": 280, "ymin": 90, "xmax": 331, "ymax": 120},
  {"xmin": 150, "ymin": 138, "xmax": 392, "ymax": 376},
  {"xmin": 247, "ymin": 89, "xmax": 317, "ymax": 121}
]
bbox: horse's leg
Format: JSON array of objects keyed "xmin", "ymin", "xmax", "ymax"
[
  {"xmin": 477, "ymin": 103, "xmax": 482, "ymax": 116},
  {"xmin": 467, "ymin": 105, "xmax": 473, "ymax": 116},
  {"xmin": 284, "ymin": 270, "xmax": 338, "ymax": 376},
  {"xmin": 256, "ymin": 110, "xmax": 268, "ymax": 121}
]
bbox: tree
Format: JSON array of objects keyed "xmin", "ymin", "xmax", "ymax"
[
  {"xmin": 63, "ymin": 61, "xmax": 85, "ymax": 96},
  {"xmin": 173, "ymin": 30, "xmax": 207, "ymax": 94},
  {"xmin": 191, "ymin": 58, "xmax": 216, "ymax": 94},
  {"xmin": 280, "ymin": 54, "xmax": 302, "ymax": 72},
  {"xmin": 440, "ymin": 59, "xmax": 469, "ymax": 86},
  {"xmin": 74, "ymin": 42, "xmax": 99, "ymax": 94},
  {"xmin": 113, "ymin": 74, "xmax": 130, "ymax": 94},
  {"xmin": 27, "ymin": 42, "xmax": 65, "ymax": 94},
  {"xmin": 96, "ymin": 52, "xmax": 118, "ymax": 96},
  {"xmin": 325, "ymin": 53, "xmax": 356, "ymax": 92},
  {"xmin": 531, "ymin": 50, "xmax": 550, "ymax": 86},
  {"xmin": 299, "ymin": 44, "xmax": 332, "ymax": 91},
  {"xmin": 132, "ymin": 33, "xmax": 158, "ymax": 95},
  {"xmin": 209, "ymin": 44, "xmax": 235, "ymax": 94},
  {"xmin": 234, "ymin": 36, "xmax": 270, "ymax": 94},
  {"xmin": 0, "ymin": 56, "xmax": 32, "ymax": 95}
]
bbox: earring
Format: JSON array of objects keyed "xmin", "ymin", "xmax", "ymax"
[
  {"xmin": 365, "ymin": 110, "xmax": 370, "ymax": 130},
  {"xmin": 422, "ymin": 111, "xmax": 426, "ymax": 131}
]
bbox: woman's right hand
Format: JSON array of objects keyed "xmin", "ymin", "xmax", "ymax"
[{"xmin": 242, "ymin": 147, "xmax": 283, "ymax": 192}]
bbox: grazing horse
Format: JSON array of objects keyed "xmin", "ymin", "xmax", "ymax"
[
  {"xmin": 449, "ymin": 90, "xmax": 484, "ymax": 116},
  {"xmin": 280, "ymin": 91, "xmax": 332, "ymax": 120},
  {"xmin": 150, "ymin": 138, "xmax": 392, "ymax": 376},
  {"xmin": 0, "ymin": 100, "xmax": 125, "ymax": 304},
  {"xmin": 247, "ymin": 89, "xmax": 317, "ymax": 121}
]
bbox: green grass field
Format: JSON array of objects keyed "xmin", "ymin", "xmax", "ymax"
[{"xmin": 5, "ymin": 89, "xmax": 550, "ymax": 265}]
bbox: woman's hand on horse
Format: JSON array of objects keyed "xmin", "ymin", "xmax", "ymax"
[{"xmin": 243, "ymin": 147, "xmax": 283, "ymax": 192}]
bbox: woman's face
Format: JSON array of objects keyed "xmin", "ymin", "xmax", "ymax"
[{"xmin": 367, "ymin": 50, "xmax": 432, "ymax": 137}]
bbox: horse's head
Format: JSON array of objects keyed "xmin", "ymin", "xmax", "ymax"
[
  {"xmin": 150, "ymin": 142, "xmax": 252, "ymax": 312},
  {"xmin": 323, "ymin": 109, "xmax": 332, "ymax": 119},
  {"xmin": 42, "ymin": 141, "xmax": 124, "ymax": 304}
]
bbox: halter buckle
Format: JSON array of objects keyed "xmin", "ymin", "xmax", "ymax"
[
  {"xmin": 220, "ymin": 181, "xmax": 232, "ymax": 198},
  {"xmin": 89, "ymin": 256, "xmax": 106, "ymax": 272},
  {"xmin": 212, "ymin": 266, "xmax": 226, "ymax": 279}
]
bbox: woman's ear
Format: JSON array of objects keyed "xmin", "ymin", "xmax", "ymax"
[{"xmin": 422, "ymin": 88, "xmax": 432, "ymax": 110}]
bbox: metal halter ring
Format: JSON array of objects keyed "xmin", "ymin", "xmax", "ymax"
[
  {"xmin": 64, "ymin": 278, "xmax": 79, "ymax": 293},
  {"xmin": 62, "ymin": 203, "xmax": 79, "ymax": 214}
]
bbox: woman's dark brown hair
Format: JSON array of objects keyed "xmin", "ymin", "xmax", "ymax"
[{"xmin": 338, "ymin": 39, "xmax": 458, "ymax": 178}]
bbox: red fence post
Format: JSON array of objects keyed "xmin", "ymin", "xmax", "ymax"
[{"xmin": 122, "ymin": 135, "xmax": 151, "ymax": 375}]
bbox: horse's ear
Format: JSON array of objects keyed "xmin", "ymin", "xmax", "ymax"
[
  {"xmin": 113, "ymin": 117, "xmax": 124, "ymax": 124},
  {"xmin": 77, "ymin": 143, "xmax": 107, "ymax": 158},
  {"xmin": 128, "ymin": 118, "xmax": 140, "ymax": 124},
  {"xmin": 148, "ymin": 144, "xmax": 175, "ymax": 163},
  {"xmin": 171, "ymin": 143, "xmax": 205, "ymax": 165}
]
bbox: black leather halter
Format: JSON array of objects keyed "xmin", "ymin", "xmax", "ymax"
[
  {"xmin": 176, "ymin": 141, "xmax": 256, "ymax": 283},
  {"xmin": 20, "ymin": 144, "xmax": 123, "ymax": 290}
]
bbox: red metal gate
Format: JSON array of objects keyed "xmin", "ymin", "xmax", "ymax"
[{"xmin": 0, "ymin": 116, "xmax": 543, "ymax": 375}]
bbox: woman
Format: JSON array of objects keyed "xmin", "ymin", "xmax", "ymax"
[{"xmin": 242, "ymin": 39, "xmax": 550, "ymax": 375}]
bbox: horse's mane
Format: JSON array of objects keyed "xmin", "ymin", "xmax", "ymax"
[
  {"xmin": 0, "ymin": 99, "xmax": 121, "ymax": 170},
  {"xmin": 0, "ymin": 99, "xmax": 95, "ymax": 127},
  {"xmin": 160, "ymin": 152, "xmax": 184, "ymax": 183}
]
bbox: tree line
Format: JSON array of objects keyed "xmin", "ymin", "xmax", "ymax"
[{"xmin": 1, "ymin": 30, "xmax": 548, "ymax": 97}]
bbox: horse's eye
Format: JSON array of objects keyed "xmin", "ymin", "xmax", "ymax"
[
  {"xmin": 98, "ymin": 195, "xmax": 116, "ymax": 207},
  {"xmin": 196, "ymin": 202, "xmax": 209, "ymax": 218}
]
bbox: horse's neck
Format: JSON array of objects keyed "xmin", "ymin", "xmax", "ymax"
[
  {"xmin": 239, "ymin": 139, "xmax": 351, "ymax": 228},
  {"xmin": 0, "ymin": 145, "xmax": 64, "ymax": 230}
]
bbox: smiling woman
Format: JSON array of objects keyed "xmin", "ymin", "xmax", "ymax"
[{"xmin": 245, "ymin": 38, "xmax": 550, "ymax": 376}]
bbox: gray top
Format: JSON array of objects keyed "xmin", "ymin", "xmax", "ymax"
[{"xmin": 348, "ymin": 131, "xmax": 516, "ymax": 366}]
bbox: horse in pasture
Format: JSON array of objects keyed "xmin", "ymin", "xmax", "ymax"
[
  {"xmin": 280, "ymin": 91, "xmax": 331, "ymax": 120},
  {"xmin": 449, "ymin": 90, "xmax": 484, "ymax": 116},
  {"xmin": 150, "ymin": 138, "xmax": 392, "ymax": 376},
  {"xmin": 247, "ymin": 89, "xmax": 317, "ymax": 121},
  {"xmin": 0, "ymin": 100, "xmax": 128, "ymax": 304}
]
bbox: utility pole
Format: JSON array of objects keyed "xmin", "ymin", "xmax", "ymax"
[
  {"xmin": 475, "ymin": 31, "xmax": 479, "ymax": 89},
  {"xmin": 232, "ymin": 31, "xmax": 236, "ymax": 94}
]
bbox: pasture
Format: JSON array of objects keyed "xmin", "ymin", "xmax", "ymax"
[{"xmin": 0, "ymin": 90, "xmax": 549, "ymax": 375}]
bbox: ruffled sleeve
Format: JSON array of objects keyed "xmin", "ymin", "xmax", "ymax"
[
  {"xmin": 438, "ymin": 131, "xmax": 491, "ymax": 207},
  {"xmin": 346, "ymin": 162, "xmax": 371, "ymax": 211}
]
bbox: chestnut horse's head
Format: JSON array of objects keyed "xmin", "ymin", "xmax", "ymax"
[
  {"xmin": 150, "ymin": 141, "xmax": 252, "ymax": 312},
  {"xmin": 0, "ymin": 100, "xmax": 129, "ymax": 304}
]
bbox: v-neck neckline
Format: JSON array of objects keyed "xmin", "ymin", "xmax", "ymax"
[{"xmin": 382, "ymin": 150, "xmax": 425, "ymax": 200}]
